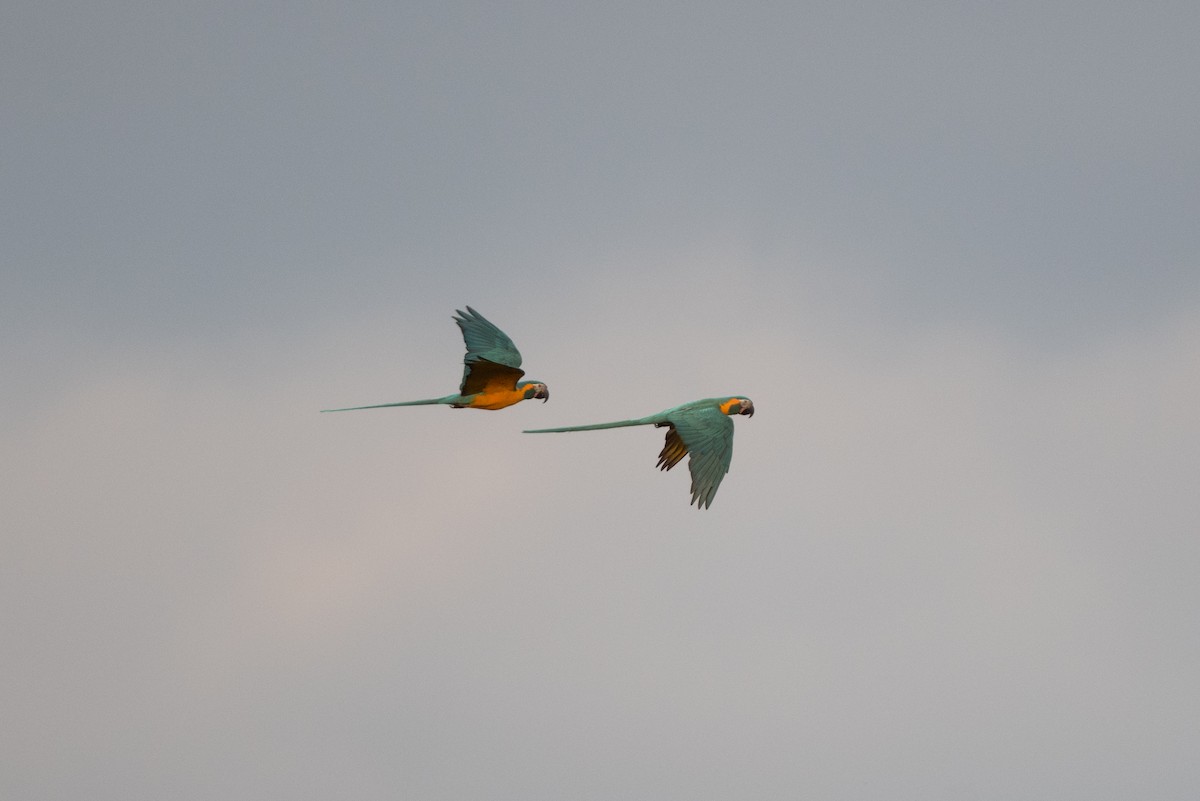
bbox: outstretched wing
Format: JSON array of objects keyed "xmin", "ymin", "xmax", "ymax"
[
  {"xmin": 453, "ymin": 306, "xmax": 525, "ymax": 395},
  {"xmin": 661, "ymin": 406, "xmax": 736, "ymax": 509}
]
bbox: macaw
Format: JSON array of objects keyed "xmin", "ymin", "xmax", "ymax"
[
  {"xmin": 322, "ymin": 307, "xmax": 549, "ymax": 413},
  {"xmin": 524, "ymin": 396, "xmax": 754, "ymax": 509}
]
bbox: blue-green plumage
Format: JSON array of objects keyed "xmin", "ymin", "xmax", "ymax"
[
  {"xmin": 524, "ymin": 396, "xmax": 754, "ymax": 509},
  {"xmin": 321, "ymin": 306, "xmax": 549, "ymax": 413},
  {"xmin": 318, "ymin": 395, "xmax": 460, "ymax": 412}
]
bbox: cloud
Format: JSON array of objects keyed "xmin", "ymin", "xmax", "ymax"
[{"xmin": 6, "ymin": 2, "xmax": 1200, "ymax": 798}]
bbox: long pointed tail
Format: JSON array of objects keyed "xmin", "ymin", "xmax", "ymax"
[
  {"xmin": 524, "ymin": 416, "xmax": 656, "ymax": 433},
  {"xmin": 321, "ymin": 397, "xmax": 454, "ymax": 413}
]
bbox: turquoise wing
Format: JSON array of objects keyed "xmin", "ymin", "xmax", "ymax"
[
  {"xmin": 662, "ymin": 406, "xmax": 736, "ymax": 509},
  {"xmin": 453, "ymin": 306, "xmax": 525, "ymax": 394}
]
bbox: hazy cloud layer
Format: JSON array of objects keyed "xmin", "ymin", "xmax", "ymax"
[{"xmin": 4, "ymin": 3, "xmax": 1199, "ymax": 799}]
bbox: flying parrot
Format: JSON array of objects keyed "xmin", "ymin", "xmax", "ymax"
[
  {"xmin": 322, "ymin": 306, "xmax": 549, "ymax": 413},
  {"xmin": 524, "ymin": 396, "xmax": 754, "ymax": 509}
]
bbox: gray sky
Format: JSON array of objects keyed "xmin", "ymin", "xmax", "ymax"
[{"xmin": 4, "ymin": 2, "xmax": 1199, "ymax": 799}]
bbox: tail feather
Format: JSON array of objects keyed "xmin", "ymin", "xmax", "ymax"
[
  {"xmin": 321, "ymin": 397, "xmax": 454, "ymax": 412},
  {"xmin": 524, "ymin": 416, "xmax": 656, "ymax": 433}
]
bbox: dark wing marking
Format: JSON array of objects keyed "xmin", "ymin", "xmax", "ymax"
[
  {"xmin": 656, "ymin": 426, "xmax": 689, "ymax": 471},
  {"xmin": 460, "ymin": 358, "xmax": 525, "ymax": 396},
  {"xmin": 453, "ymin": 307, "xmax": 525, "ymax": 394},
  {"xmin": 662, "ymin": 406, "xmax": 736, "ymax": 509}
]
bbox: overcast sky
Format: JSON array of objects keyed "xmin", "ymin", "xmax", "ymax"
[{"xmin": 4, "ymin": 2, "xmax": 1200, "ymax": 799}]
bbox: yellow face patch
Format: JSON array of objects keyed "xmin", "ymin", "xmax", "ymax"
[{"xmin": 719, "ymin": 397, "xmax": 743, "ymax": 415}]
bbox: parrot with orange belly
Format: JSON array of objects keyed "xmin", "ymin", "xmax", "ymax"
[
  {"xmin": 322, "ymin": 307, "xmax": 549, "ymax": 413},
  {"xmin": 524, "ymin": 396, "xmax": 754, "ymax": 509}
]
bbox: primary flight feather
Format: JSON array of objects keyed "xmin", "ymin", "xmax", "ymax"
[
  {"xmin": 524, "ymin": 396, "xmax": 754, "ymax": 509},
  {"xmin": 322, "ymin": 306, "xmax": 549, "ymax": 413}
]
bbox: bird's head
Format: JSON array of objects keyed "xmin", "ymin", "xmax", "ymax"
[
  {"xmin": 720, "ymin": 396, "xmax": 754, "ymax": 417},
  {"xmin": 521, "ymin": 381, "xmax": 550, "ymax": 402}
]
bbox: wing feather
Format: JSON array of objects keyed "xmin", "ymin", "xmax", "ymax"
[
  {"xmin": 656, "ymin": 427, "xmax": 689, "ymax": 471},
  {"xmin": 453, "ymin": 307, "xmax": 525, "ymax": 394},
  {"xmin": 662, "ymin": 407, "xmax": 736, "ymax": 509}
]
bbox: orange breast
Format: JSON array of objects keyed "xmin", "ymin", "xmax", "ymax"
[{"xmin": 466, "ymin": 388, "xmax": 527, "ymax": 410}]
